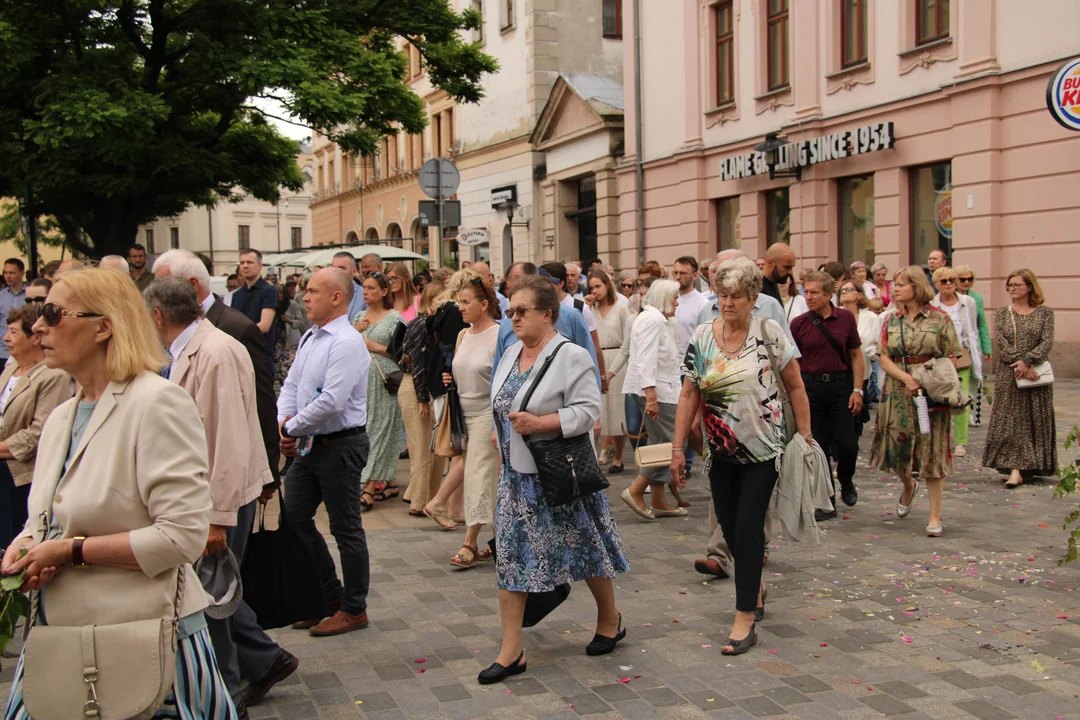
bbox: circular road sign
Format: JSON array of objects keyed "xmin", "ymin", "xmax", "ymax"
[{"xmin": 419, "ymin": 158, "xmax": 461, "ymax": 199}]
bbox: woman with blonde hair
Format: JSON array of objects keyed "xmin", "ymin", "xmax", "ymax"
[
  {"xmin": 982, "ymin": 269, "xmax": 1056, "ymax": 487},
  {"xmin": 386, "ymin": 260, "xmax": 419, "ymax": 323},
  {"xmin": 587, "ymin": 270, "xmax": 630, "ymax": 473},
  {"xmin": 3, "ymin": 269, "xmax": 237, "ymax": 718},
  {"xmin": 930, "ymin": 266, "xmax": 982, "ymax": 457},
  {"xmin": 871, "ymin": 266, "xmax": 961, "ymax": 537},
  {"xmin": 953, "ymin": 264, "xmax": 992, "ymax": 426}
]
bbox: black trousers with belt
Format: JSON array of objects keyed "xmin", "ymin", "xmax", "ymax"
[{"xmin": 801, "ymin": 372, "xmax": 858, "ymax": 496}]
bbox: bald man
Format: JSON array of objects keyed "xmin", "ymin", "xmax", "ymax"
[
  {"xmin": 56, "ymin": 259, "xmax": 86, "ymax": 274},
  {"xmin": 278, "ymin": 267, "xmax": 374, "ymax": 637},
  {"xmin": 761, "ymin": 243, "xmax": 796, "ymax": 305},
  {"xmin": 98, "ymin": 255, "xmax": 130, "ymax": 273}
]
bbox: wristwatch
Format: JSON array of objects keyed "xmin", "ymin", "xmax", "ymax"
[{"xmin": 71, "ymin": 536, "xmax": 89, "ymax": 568}]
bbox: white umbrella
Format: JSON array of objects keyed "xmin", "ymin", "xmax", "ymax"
[{"xmin": 299, "ymin": 245, "xmax": 426, "ymax": 269}]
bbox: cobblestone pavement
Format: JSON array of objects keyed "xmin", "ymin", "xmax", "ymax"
[{"xmin": 7, "ymin": 382, "xmax": 1080, "ymax": 720}]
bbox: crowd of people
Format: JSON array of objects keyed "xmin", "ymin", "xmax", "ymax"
[{"xmin": 0, "ymin": 237, "xmax": 1059, "ymax": 717}]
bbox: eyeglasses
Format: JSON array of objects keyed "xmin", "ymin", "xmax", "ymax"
[
  {"xmin": 620, "ymin": 282, "xmax": 634, "ymax": 289},
  {"xmin": 938, "ymin": 278, "xmax": 956, "ymax": 285},
  {"xmin": 505, "ymin": 307, "xmax": 540, "ymax": 319},
  {"xmin": 1007, "ymin": 282, "xmax": 1030, "ymax": 289},
  {"xmin": 957, "ymin": 277, "xmax": 973, "ymax": 283},
  {"xmin": 38, "ymin": 303, "xmax": 103, "ymax": 327}
]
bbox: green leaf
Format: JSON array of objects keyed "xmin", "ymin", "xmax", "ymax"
[{"xmin": 0, "ymin": 573, "xmax": 24, "ymax": 592}]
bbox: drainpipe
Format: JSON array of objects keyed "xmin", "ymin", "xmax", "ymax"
[{"xmin": 633, "ymin": 0, "xmax": 645, "ymax": 266}]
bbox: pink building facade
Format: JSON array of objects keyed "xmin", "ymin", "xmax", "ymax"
[{"xmin": 617, "ymin": 0, "xmax": 1080, "ymax": 373}]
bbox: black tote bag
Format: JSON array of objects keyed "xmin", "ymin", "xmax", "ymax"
[
  {"xmin": 241, "ymin": 489, "xmax": 330, "ymax": 629},
  {"xmin": 487, "ymin": 538, "xmax": 570, "ymax": 628}
]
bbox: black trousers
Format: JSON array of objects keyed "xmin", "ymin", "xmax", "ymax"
[
  {"xmin": 709, "ymin": 459, "xmax": 777, "ymax": 612},
  {"xmin": 802, "ymin": 373, "xmax": 858, "ymax": 494}
]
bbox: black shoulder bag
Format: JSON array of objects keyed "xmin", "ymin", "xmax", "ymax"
[{"xmin": 519, "ymin": 341, "xmax": 609, "ymax": 507}]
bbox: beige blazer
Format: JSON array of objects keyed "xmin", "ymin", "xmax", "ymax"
[
  {"xmin": 14, "ymin": 371, "xmax": 211, "ymax": 626},
  {"xmin": 172, "ymin": 321, "xmax": 269, "ymax": 525},
  {"xmin": 0, "ymin": 360, "xmax": 74, "ymax": 486}
]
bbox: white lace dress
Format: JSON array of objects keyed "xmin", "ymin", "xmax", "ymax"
[{"xmin": 597, "ymin": 303, "xmax": 629, "ymax": 435}]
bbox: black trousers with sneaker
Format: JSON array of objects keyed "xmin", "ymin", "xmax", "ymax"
[
  {"xmin": 284, "ymin": 429, "xmax": 371, "ymax": 616},
  {"xmin": 709, "ymin": 458, "xmax": 777, "ymax": 613},
  {"xmin": 802, "ymin": 372, "xmax": 858, "ymax": 500}
]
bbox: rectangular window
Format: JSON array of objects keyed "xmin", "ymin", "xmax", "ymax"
[
  {"xmin": 169, "ymin": 227, "xmax": 180, "ymax": 250},
  {"xmin": 602, "ymin": 0, "xmax": 622, "ymax": 38},
  {"xmin": 445, "ymin": 108, "xmax": 454, "ymax": 155},
  {"xmin": 910, "ymin": 162, "xmax": 952, "ymax": 266},
  {"xmin": 842, "ymin": 0, "xmax": 868, "ymax": 67},
  {"xmin": 716, "ymin": 196, "xmax": 741, "ymax": 251},
  {"xmin": 238, "ymin": 225, "xmax": 251, "ymax": 251},
  {"xmin": 838, "ymin": 175, "xmax": 875, "ymax": 267},
  {"xmin": 472, "ymin": 0, "xmax": 484, "ymax": 43},
  {"xmin": 290, "ymin": 227, "xmax": 302, "ymax": 250},
  {"xmin": 144, "ymin": 228, "xmax": 155, "ymax": 254},
  {"xmin": 766, "ymin": 187, "xmax": 790, "ymax": 246},
  {"xmin": 500, "ymin": 0, "xmax": 513, "ymax": 30},
  {"xmin": 715, "ymin": 1, "xmax": 734, "ymax": 104},
  {"xmin": 767, "ymin": 0, "xmax": 790, "ymax": 90},
  {"xmin": 917, "ymin": 0, "xmax": 949, "ymax": 45}
]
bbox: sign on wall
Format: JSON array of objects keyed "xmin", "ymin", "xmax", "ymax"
[
  {"xmin": 935, "ymin": 185, "xmax": 953, "ymax": 240},
  {"xmin": 491, "ymin": 185, "xmax": 518, "ymax": 208},
  {"xmin": 719, "ymin": 122, "xmax": 895, "ymax": 181},
  {"xmin": 456, "ymin": 229, "xmax": 489, "ymax": 247},
  {"xmin": 1047, "ymin": 57, "xmax": 1080, "ymax": 131}
]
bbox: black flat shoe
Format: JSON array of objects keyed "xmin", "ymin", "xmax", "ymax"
[
  {"xmin": 815, "ymin": 507, "xmax": 838, "ymax": 521},
  {"xmin": 754, "ymin": 585, "xmax": 768, "ymax": 623},
  {"xmin": 586, "ymin": 615, "xmax": 626, "ymax": 656},
  {"xmin": 608, "ymin": 464, "xmax": 624, "ymax": 475},
  {"xmin": 477, "ymin": 652, "xmax": 526, "ymax": 684},
  {"xmin": 721, "ymin": 624, "xmax": 758, "ymax": 656},
  {"xmin": 841, "ymin": 486, "xmax": 858, "ymax": 507}
]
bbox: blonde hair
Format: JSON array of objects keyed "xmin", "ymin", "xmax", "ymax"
[
  {"xmin": 953, "ymin": 264, "xmax": 976, "ymax": 283},
  {"xmin": 895, "ymin": 266, "xmax": 935, "ymax": 304},
  {"xmin": 449, "ymin": 268, "xmax": 502, "ymax": 320},
  {"xmin": 57, "ymin": 269, "xmax": 167, "ymax": 380},
  {"xmin": 932, "ymin": 266, "xmax": 957, "ymax": 284},
  {"xmin": 1006, "ymin": 268, "xmax": 1046, "ymax": 307},
  {"xmin": 418, "ymin": 280, "xmax": 446, "ymax": 315}
]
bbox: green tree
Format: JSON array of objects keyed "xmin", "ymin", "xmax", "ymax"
[
  {"xmin": 0, "ymin": 0, "xmax": 496, "ymax": 258},
  {"xmin": 0, "ymin": 199, "xmax": 66, "ymax": 260}
]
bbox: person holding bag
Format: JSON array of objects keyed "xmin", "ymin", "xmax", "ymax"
[
  {"xmin": 982, "ymin": 269, "xmax": 1056, "ymax": 488},
  {"xmin": 930, "ymin": 267, "xmax": 983, "ymax": 458},
  {"xmin": 481, "ymin": 275, "xmax": 628, "ymax": 685},
  {"xmin": 1, "ymin": 268, "xmax": 237, "ymax": 720},
  {"xmin": 671, "ymin": 257, "xmax": 812, "ymax": 656},
  {"xmin": 871, "ymin": 266, "xmax": 961, "ymax": 537}
]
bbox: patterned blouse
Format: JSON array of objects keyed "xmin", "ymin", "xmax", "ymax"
[{"xmin": 683, "ymin": 316, "xmax": 795, "ymax": 467}]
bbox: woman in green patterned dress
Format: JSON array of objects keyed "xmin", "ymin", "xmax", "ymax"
[{"xmin": 871, "ymin": 266, "xmax": 961, "ymax": 537}]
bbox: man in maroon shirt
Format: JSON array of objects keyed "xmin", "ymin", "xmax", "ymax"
[{"xmin": 789, "ymin": 271, "xmax": 865, "ymax": 517}]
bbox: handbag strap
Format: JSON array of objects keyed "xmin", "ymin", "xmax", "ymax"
[
  {"xmin": 518, "ymin": 340, "xmax": 568, "ymax": 415},
  {"xmin": 82, "ymin": 624, "xmax": 101, "ymax": 716},
  {"xmin": 760, "ymin": 318, "xmax": 790, "ymax": 408},
  {"xmin": 811, "ymin": 314, "xmax": 850, "ymax": 371}
]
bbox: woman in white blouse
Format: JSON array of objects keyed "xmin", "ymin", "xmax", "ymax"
[
  {"xmin": 838, "ymin": 278, "xmax": 881, "ymax": 435},
  {"xmin": 931, "ymin": 267, "xmax": 983, "ymax": 458},
  {"xmin": 620, "ymin": 280, "xmax": 684, "ymax": 520},
  {"xmin": 587, "ymin": 271, "xmax": 630, "ymax": 473}
]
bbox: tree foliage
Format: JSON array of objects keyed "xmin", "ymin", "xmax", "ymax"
[{"xmin": 0, "ymin": 0, "xmax": 497, "ymax": 257}]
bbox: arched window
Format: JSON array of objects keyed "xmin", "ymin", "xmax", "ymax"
[
  {"xmin": 364, "ymin": 227, "xmax": 379, "ymax": 243},
  {"xmin": 345, "ymin": 230, "xmax": 359, "ymax": 245},
  {"xmin": 386, "ymin": 223, "xmax": 403, "ymax": 248}
]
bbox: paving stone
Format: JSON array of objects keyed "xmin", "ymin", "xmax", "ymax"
[
  {"xmin": 682, "ymin": 690, "xmax": 736, "ymax": 710},
  {"xmin": 782, "ymin": 675, "xmax": 833, "ymax": 694},
  {"xmin": 765, "ymin": 623, "xmax": 807, "ymax": 638},
  {"xmin": 590, "ymin": 683, "xmax": 638, "ymax": 702},
  {"xmin": 372, "ymin": 618, "xmax": 409, "ymax": 632},
  {"xmin": 952, "ymin": 699, "xmax": 1018, "ymax": 720},
  {"xmin": 762, "ymin": 686, "xmax": 814, "ymax": 705},
  {"xmin": 858, "ymin": 694, "xmax": 916, "ymax": 716},
  {"xmin": 636, "ymin": 687, "xmax": 683, "ymax": 707},
  {"xmin": 432, "ymin": 645, "xmax": 475, "ymax": 661},
  {"xmin": 430, "ymin": 683, "xmax": 473, "ymax": 702},
  {"xmin": 460, "ymin": 605, "xmax": 496, "ymax": 617},
  {"xmin": 504, "ymin": 677, "xmax": 549, "ymax": 696},
  {"xmin": 874, "ymin": 680, "xmax": 929, "ymax": 700},
  {"xmin": 987, "ymin": 674, "xmax": 1042, "ymax": 695},
  {"xmin": 446, "ymin": 622, "xmax": 485, "ymax": 637},
  {"xmin": 734, "ymin": 695, "xmax": 787, "ymax": 717},
  {"xmin": 936, "ymin": 669, "xmax": 993, "ymax": 689},
  {"xmin": 608, "ymin": 699, "xmax": 661, "ymax": 719},
  {"xmin": 373, "ymin": 664, "xmax": 415, "ymax": 681},
  {"xmin": 562, "ymin": 694, "xmax": 611, "ymax": 715},
  {"xmin": 302, "ymin": 671, "xmax": 344, "ymax": 690}
]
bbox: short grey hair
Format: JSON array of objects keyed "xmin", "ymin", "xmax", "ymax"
[
  {"xmin": 713, "ymin": 257, "xmax": 762, "ymax": 298},
  {"xmin": 565, "ymin": 262, "xmax": 581, "ymax": 275},
  {"xmin": 643, "ymin": 279, "xmax": 680, "ymax": 314},
  {"xmin": 332, "ymin": 251, "xmax": 357, "ymax": 270},
  {"xmin": 144, "ymin": 276, "xmax": 204, "ymax": 327},
  {"xmin": 153, "ymin": 249, "xmax": 211, "ymax": 291},
  {"xmin": 869, "ymin": 262, "xmax": 888, "ymax": 274},
  {"xmin": 99, "ymin": 255, "xmax": 129, "ymax": 272},
  {"xmin": 360, "ymin": 253, "xmax": 382, "ymax": 266}
]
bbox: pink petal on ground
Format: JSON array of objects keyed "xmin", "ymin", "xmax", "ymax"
[
  {"xmin": 901, "ymin": 636, "xmax": 913, "ymax": 643},
  {"xmin": 414, "ymin": 658, "xmax": 426, "ymax": 663},
  {"xmin": 619, "ymin": 678, "xmax": 631, "ymax": 683},
  {"xmin": 768, "ymin": 649, "xmax": 779, "ymax": 654}
]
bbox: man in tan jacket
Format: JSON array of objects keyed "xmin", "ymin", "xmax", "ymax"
[{"xmin": 145, "ymin": 277, "xmax": 292, "ymax": 718}]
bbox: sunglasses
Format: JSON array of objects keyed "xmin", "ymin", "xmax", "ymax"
[
  {"xmin": 938, "ymin": 278, "xmax": 956, "ymax": 285},
  {"xmin": 505, "ymin": 307, "xmax": 540, "ymax": 319},
  {"xmin": 38, "ymin": 303, "xmax": 103, "ymax": 327},
  {"xmin": 620, "ymin": 282, "xmax": 634, "ymax": 289},
  {"xmin": 957, "ymin": 277, "xmax": 973, "ymax": 283}
]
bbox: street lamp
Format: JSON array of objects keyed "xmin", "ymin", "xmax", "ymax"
[
  {"xmin": 501, "ymin": 200, "xmax": 530, "ymax": 230},
  {"xmin": 753, "ymin": 132, "xmax": 802, "ymax": 182}
]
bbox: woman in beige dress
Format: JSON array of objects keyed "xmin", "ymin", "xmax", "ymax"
[
  {"xmin": 443, "ymin": 270, "xmax": 502, "ymax": 568},
  {"xmin": 587, "ymin": 271, "xmax": 629, "ymax": 473}
]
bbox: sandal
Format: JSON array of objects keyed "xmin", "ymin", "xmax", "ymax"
[
  {"xmin": 721, "ymin": 623, "xmax": 758, "ymax": 656},
  {"xmin": 423, "ymin": 503, "xmax": 458, "ymax": 531},
  {"xmin": 373, "ymin": 483, "xmax": 400, "ymax": 502},
  {"xmin": 450, "ymin": 544, "xmax": 479, "ymax": 569},
  {"xmin": 476, "ymin": 547, "xmax": 493, "ymax": 562},
  {"xmin": 360, "ymin": 490, "xmax": 375, "ymax": 511}
]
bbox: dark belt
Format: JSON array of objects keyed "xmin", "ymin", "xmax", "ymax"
[
  {"xmin": 801, "ymin": 371, "xmax": 852, "ymax": 383},
  {"xmin": 892, "ymin": 355, "xmax": 932, "ymax": 365},
  {"xmin": 601, "ymin": 346, "xmax": 621, "ymax": 350},
  {"xmin": 313, "ymin": 426, "xmax": 366, "ymax": 445}
]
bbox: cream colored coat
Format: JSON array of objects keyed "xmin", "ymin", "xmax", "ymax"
[
  {"xmin": 172, "ymin": 320, "xmax": 269, "ymax": 526},
  {"xmin": 0, "ymin": 360, "xmax": 75, "ymax": 486},
  {"xmin": 14, "ymin": 371, "xmax": 211, "ymax": 625}
]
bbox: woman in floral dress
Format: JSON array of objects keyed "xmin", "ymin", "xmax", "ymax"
[
  {"xmin": 982, "ymin": 269, "xmax": 1056, "ymax": 487},
  {"xmin": 871, "ymin": 266, "xmax": 961, "ymax": 537},
  {"xmin": 355, "ymin": 273, "xmax": 404, "ymax": 509}
]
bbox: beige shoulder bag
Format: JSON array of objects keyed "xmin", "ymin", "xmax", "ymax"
[{"xmin": 1011, "ymin": 308, "xmax": 1054, "ymax": 388}]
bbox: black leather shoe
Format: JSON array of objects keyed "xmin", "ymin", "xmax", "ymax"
[
  {"xmin": 841, "ymin": 486, "xmax": 858, "ymax": 507},
  {"xmin": 478, "ymin": 652, "xmax": 526, "ymax": 684},
  {"xmin": 585, "ymin": 615, "xmax": 626, "ymax": 656},
  {"xmin": 721, "ymin": 623, "xmax": 758, "ymax": 656},
  {"xmin": 815, "ymin": 507, "xmax": 838, "ymax": 521},
  {"xmin": 245, "ymin": 649, "xmax": 299, "ymax": 706}
]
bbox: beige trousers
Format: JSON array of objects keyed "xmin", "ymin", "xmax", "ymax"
[{"xmin": 398, "ymin": 374, "xmax": 444, "ymax": 512}]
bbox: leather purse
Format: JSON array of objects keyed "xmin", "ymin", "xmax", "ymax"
[
  {"xmin": 635, "ymin": 442, "xmax": 673, "ymax": 469},
  {"xmin": 519, "ymin": 341, "xmax": 609, "ymax": 507},
  {"xmin": 372, "ymin": 357, "xmax": 403, "ymax": 395},
  {"xmin": 1010, "ymin": 309, "xmax": 1054, "ymax": 388},
  {"xmin": 22, "ymin": 569, "xmax": 183, "ymax": 720}
]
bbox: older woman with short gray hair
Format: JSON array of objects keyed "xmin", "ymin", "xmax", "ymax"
[
  {"xmin": 621, "ymin": 279, "xmax": 685, "ymax": 519},
  {"xmin": 870, "ymin": 262, "xmax": 891, "ymax": 306}
]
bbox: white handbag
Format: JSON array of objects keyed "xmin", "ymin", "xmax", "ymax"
[
  {"xmin": 1015, "ymin": 362, "xmax": 1054, "ymax": 388},
  {"xmin": 634, "ymin": 442, "xmax": 673, "ymax": 469}
]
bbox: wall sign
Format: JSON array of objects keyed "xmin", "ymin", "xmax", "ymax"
[
  {"xmin": 491, "ymin": 185, "xmax": 518, "ymax": 208},
  {"xmin": 719, "ymin": 122, "xmax": 895, "ymax": 181},
  {"xmin": 935, "ymin": 185, "xmax": 953, "ymax": 240},
  {"xmin": 456, "ymin": 229, "xmax": 489, "ymax": 247},
  {"xmin": 1046, "ymin": 57, "xmax": 1080, "ymax": 131}
]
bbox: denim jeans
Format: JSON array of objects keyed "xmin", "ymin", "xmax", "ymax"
[{"xmin": 284, "ymin": 432, "xmax": 371, "ymax": 615}]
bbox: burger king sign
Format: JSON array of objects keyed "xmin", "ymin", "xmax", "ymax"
[{"xmin": 1047, "ymin": 57, "xmax": 1080, "ymax": 131}]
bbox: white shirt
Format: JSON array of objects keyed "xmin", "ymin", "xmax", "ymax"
[
  {"xmin": 863, "ymin": 280, "xmax": 880, "ymax": 300},
  {"xmin": 200, "ymin": 293, "xmax": 215, "ymax": 315},
  {"xmin": 674, "ymin": 289, "xmax": 709, "ymax": 359},
  {"xmin": 0, "ymin": 374, "xmax": 19, "ymax": 416},
  {"xmin": 168, "ymin": 320, "xmax": 202, "ymax": 380},
  {"xmin": 277, "ymin": 314, "xmax": 371, "ymax": 436},
  {"xmin": 561, "ymin": 294, "xmax": 597, "ymax": 333},
  {"xmin": 784, "ymin": 294, "xmax": 809, "ymax": 321},
  {"xmin": 616, "ymin": 293, "xmax": 629, "ymax": 305},
  {"xmin": 623, "ymin": 306, "xmax": 682, "ymax": 404}
]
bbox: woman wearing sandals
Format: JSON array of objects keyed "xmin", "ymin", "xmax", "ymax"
[
  {"xmin": 587, "ymin": 270, "xmax": 630, "ymax": 474},
  {"xmin": 671, "ymin": 257, "xmax": 812, "ymax": 656},
  {"xmin": 982, "ymin": 269, "xmax": 1056, "ymax": 488},
  {"xmin": 479, "ymin": 275, "xmax": 628, "ymax": 685},
  {"xmin": 354, "ymin": 273, "xmax": 404, "ymax": 509},
  {"xmin": 443, "ymin": 270, "xmax": 501, "ymax": 569},
  {"xmin": 871, "ymin": 266, "xmax": 961, "ymax": 537}
]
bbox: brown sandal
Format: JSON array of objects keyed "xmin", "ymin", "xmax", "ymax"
[
  {"xmin": 450, "ymin": 544, "xmax": 479, "ymax": 568},
  {"xmin": 423, "ymin": 503, "xmax": 458, "ymax": 531}
]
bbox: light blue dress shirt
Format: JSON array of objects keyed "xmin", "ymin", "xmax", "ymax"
[
  {"xmin": 0, "ymin": 285, "xmax": 25, "ymax": 360},
  {"xmin": 347, "ymin": 281, "xmax": 367, "ymax": 324},
  {"xmin": 278, "ymin": 314, "xmax": 371, "ymax": 436},
  {"xmin": 699, "ymin": 292, "xmax": 801, "ymax": 358},
  {"xmin": 492, "ymin": 307, "xmax": 600, "ymax": 389},
  {"xmin": 496, "ymin": 291, "xmax": 509, "ymax": 317}
]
